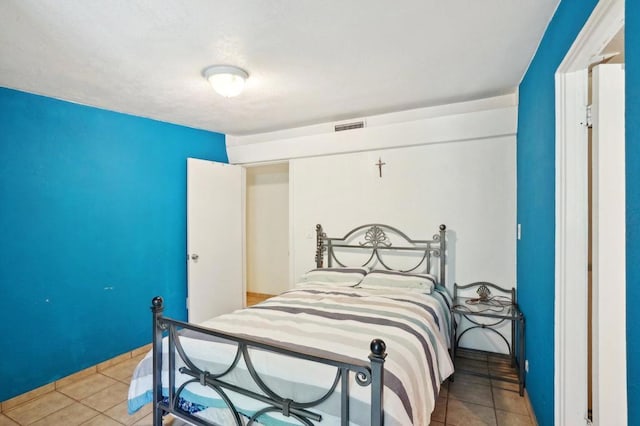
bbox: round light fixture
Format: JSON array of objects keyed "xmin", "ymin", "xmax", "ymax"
[{"xmin": 202, "ymin": 65, "xmax": 249, "ymax": 98}]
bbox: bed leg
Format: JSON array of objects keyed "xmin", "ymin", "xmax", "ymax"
[
  {"xmin": 151, "ymin": 297, "xmax": 164, "ymax": 426},
  {"xmin": 369, "ymin": 339, "xmax": 387, "ymax": 426}
]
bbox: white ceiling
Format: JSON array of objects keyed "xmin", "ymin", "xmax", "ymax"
[{"xmin": 0, "ymin": 1, "xmax": 559, "ymax": 136}]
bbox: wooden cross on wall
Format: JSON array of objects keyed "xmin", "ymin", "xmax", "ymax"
[{"xmin": 375, "ymin": 158, "xmax": 386, "ymax": 178}]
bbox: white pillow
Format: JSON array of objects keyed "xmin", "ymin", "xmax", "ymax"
[
  {"xmin": 299, "ymin": 267, "xmax": 368, "ymax": 287},
  {"xmin": 358, "ymin": 270, "xmax": 436, "ymax": 293}
]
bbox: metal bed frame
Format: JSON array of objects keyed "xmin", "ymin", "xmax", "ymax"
[{"xmin": 150, "ymin": 223, "xmax": 447, "ymax": 426}]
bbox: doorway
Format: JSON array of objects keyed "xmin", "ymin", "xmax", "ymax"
[
  {"xmin": 555, "ymin": 1, "xmax": 625, "ymax": 424},
  {"xmin": 246, "ymin": 163, "xmax": 290, "ymax": 300}
]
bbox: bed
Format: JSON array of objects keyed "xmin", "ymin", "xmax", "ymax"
[{"xmin": 128, "ymin": 223, "xmax": 453, "ymax": 425}]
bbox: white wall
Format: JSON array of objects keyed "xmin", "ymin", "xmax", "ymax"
[
  {"xmin": 290, "ymin": 138, "xmax": 516, "ymax": 352},
  {"xmin": 246, "ymin": 163, "xmax": 289, "ymax": 295},
  {"xmin": 290, "ymin": 138, "xmax": 516, "ymax": 285},
  {"xmin": 236, "ymin": 95, "xmax": 518, "ymax": 353}
]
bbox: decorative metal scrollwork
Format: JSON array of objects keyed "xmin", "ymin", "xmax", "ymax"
[
  {"xmin": 317, "ymin": 223, "xmax": 445, "ymax": 276},
  {"xmin": 477, "ymin": 284, "xmax": 491, "ymax": 301},
  {"xmin": 315, "ymin": 224, "xmax": 326, "ymax": 268},
  {"xmin": 171, "ymin": 329, "xmax": 356, "ymax": 425},
  {"xmin": 355, "ymin": 369, "xmax": 372, "ymax": 386},
  {"xmin": 360, "ymin": 225, "xmax": 391, "ymax": 248},
  {"xmin": 158, "ymin": 319, "xmax": 169, "ymax": 331},
  {"xmin": 152, "ymin": 296, "xmax": 390, "ymax": 426}
]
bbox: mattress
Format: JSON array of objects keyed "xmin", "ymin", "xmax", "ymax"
[{"xmin": 128, "ymin": 284, "xmax": 453, "ymax": 425}]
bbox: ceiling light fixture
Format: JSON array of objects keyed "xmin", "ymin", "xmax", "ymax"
[{"xmin": 202, "ymin": 65, "xmax": 249, "ymax": 98}]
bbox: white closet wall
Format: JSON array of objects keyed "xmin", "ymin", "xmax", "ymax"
[{"xmin": 246, "ymin": 163, "xmax": 290, "ymax": 295}]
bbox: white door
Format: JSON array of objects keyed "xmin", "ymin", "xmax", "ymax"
[
  {"xmin": 590, "ymin": 63, "xmax": 626, "ymax": 426},
  {"xmin": 187, "ymin": 158, "xmax": 245, "ymax": 323}
]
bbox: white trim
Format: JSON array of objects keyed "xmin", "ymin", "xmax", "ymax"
[
  {"xmin": 226, "ymin": 105, "xmax": 517, "ymax": 164},
  {"xmin": 554, "ymin": 69, "xmax": 589, "ymax": 426},
  {"xmin": 554, "ymin": 0, "xmax": 625, "ymax": 424},
  {"xmin": 227, "ymin": 93, "xmax": 517, "ymax": 146},
  {"xmin": 590, "ymin": 63, "xmax": 626, "ymax": 426},
  {"xmin": 288, "ymin": 160, "xmax": 296, "ymax": 288},
  {"xmin": 557, "ymin": 0, "xmax": 625, "ymax": 74}
]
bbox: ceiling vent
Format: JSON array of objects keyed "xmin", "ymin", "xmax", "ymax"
[{"xmin": 334, "ymin": 121, "xmax": 365, "ymax": 132}]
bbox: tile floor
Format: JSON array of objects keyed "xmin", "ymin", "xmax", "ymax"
[
  {"xmin": 430, "ymin": 349, "xmax": 536, "ymax": 425},
  {"xmin": 0, "ymin": 296, "xmax": 535, "ymax": 426},
  {"xmin": 0, "ymin": 353, "xmax": 155, "ymax": 425},
  {"xmin": 0, "ymin": 353, "xmax": 536, "ymax": 425}
]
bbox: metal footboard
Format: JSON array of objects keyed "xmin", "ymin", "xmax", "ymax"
[{"xmin": 151, "ymin": 297, "xmax": 387, "ymax": 426}]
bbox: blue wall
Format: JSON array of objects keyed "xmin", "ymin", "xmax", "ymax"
[
  {"xmin": 516, "ymin": 1, "xmax": 597, "ymax": 424},
  {"xmin": 0, "ymin": 88, "xmax": 227, "ymax": 401},
  {"xmin": 626, "ymin": 0, "xmax": 640, "ymax": 423}
]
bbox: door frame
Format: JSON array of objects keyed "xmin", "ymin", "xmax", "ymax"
[{"xmin": 554, "ymin": 0, "xmax": 625, "ymax": 424}]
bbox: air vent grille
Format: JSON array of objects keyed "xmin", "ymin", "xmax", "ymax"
[{"xmin": 334, "ymin": 121, "xmax": 365, "ymax": 132}]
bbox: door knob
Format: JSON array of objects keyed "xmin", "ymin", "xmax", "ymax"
[{"xmin": 191, "ymin": 254, "xmax": 199, "ymax": 261}]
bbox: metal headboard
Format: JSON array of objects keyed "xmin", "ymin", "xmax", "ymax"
[{"xmin": 315, "ymin": 223, "xmax": 447, "ymax": 286}]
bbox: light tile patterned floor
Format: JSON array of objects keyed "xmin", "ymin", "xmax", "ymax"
[
  {"xmin": 430, "ymin": 349, "xmax": 537, "ymax": 425},
  {"xmin": 0, "ymin": 353, "xmax": 154, "ymax": 425},
  {"xmin": 0, "ymin": 296, "xmax": 535, "ymax": 426},
  {"xmin": 0, "ymin": 357, "xmax": 536, "ymax": 425}
]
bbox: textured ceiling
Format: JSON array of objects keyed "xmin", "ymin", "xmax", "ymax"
[{"xmin": 0, "ymin": 1, "xmax": 559, "ymax": 135}]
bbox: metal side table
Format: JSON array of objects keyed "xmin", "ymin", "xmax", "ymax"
[{"xmin": 450, "ymin": 281, "xmax": 525, "ymax": 396}]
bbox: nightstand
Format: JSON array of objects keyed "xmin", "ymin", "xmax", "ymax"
[{"xmin": 450, "ymin": 281, "xmax": 525, "ymax": 396}]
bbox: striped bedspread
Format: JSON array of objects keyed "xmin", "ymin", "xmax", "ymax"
[{"xmin": 128, "ymin": 284, "xmax": 453, "ymax": 425}]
